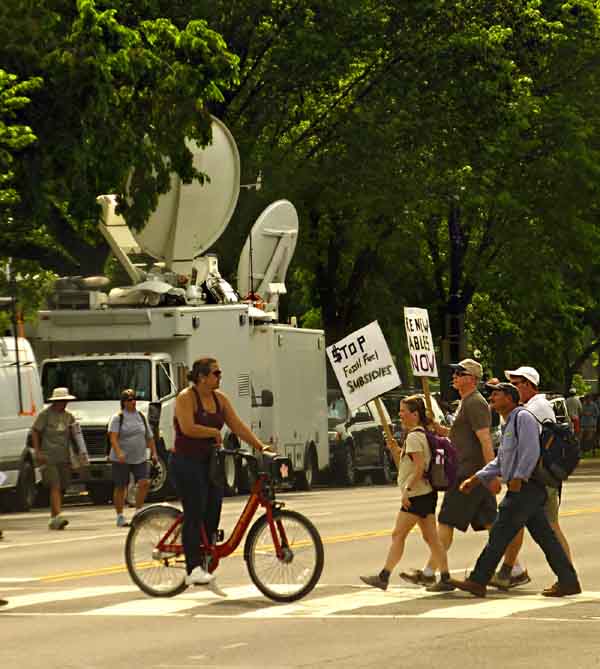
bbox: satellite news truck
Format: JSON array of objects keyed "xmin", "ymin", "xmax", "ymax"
[{"xmin": 29, "ymin": 117, "xmax": 328, "ymax": 503}]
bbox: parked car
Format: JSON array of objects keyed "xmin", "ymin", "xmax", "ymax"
[
  {"xmin": 547, "ymin": 394, "xmax": 572, "ymax": 429},
  {"xmin": 328, "ymin": 390, "xmax": 395, "ymax": 486}
]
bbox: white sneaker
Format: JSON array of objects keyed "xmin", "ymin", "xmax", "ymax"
[
  {"xmin": 185, "ymin": 566, "xmax": 215, "ymax": 585},
  {"xmin": 207, "ymin": 578, "xmax": 228, "ymax": 597}
]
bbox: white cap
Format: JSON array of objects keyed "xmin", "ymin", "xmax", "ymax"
[{"xmin": 504, "ymin": 366, "xmax": 540, "ymax": 387}]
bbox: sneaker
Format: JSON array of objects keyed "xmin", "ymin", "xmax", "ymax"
[
  {"xmin": 185, "ymin": 566, "xmax": 215, "ymax": 586},
  {"xmin": 426, "ymin": 579, "xmax": 456, "ymax": 592},
  {"xmin": 399, "ymin": 569, "xmax": 435, "ymax": 587},
  {"xmin": 541, "ymin": 581, "xmax": 581, "ymax": 597},
  {"xmin": 207, "ymin": 578, "xmax": 228, "ymax": 597},
  {"xmin": 509, "ymin": 570, "xmax": 531, "ymax": 588},
  {"xmin": 489, "ymin": 572, "xmax": 511, "ymax": 590},
  {"xmin": 116, "ymin": 514, "xmax": 129, "ymax": 528},
  {"xmin": 49, "ymin": 516, "xmax": 68, "ymax": 530},
  {"xmin": 360, "ymin": 574, "xmax": 388, "ymax": 591}
]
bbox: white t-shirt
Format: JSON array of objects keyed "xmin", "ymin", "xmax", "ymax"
[
  {"xmin": 396, "ymin": 429, "xmax": 432, "ymax": 497},
  {"xmin": 525, "ymin": 394, "xmax": 556, "ymax": 426}
]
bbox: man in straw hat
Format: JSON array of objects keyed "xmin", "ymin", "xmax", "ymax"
[{"xmin": 32, "ymin": 387, "xmax": 77, "ymax": 530}]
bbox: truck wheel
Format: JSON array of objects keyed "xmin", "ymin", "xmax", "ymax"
[
  {"xmin": 336, "ymin": 443, "xmax": 357, "ymax": 486},
  {"xmin": 223, "ymin": 452, "xmax": 238, "ymax": 497},
  {"xmin": 14, "ymin": 459, "xmax": 37, "ymax": 511},
  {"xmin": 295, "ymin": 447, "xmax": 318, "ymax": 491},
  {"xmin": 222, "ymin": 434, "xmax": 239, "ymax": 497},
  {"xmin": 374, "ymin": 449, "xmax": 394, "ymax": 485},
  {"xmin": 86, "ymin": 483, "xmax": 113, "ymax": 505},
  {"xmin": 146, "ymin": 446, "xmax": 175, "ymax": 502}
]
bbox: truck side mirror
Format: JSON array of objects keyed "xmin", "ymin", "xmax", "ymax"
[
  {"xmin": 176, "ymin": 364, "xmax": 189, "ymax": 392},
  {"xmin": 148, "ymin": 402, "xmax": 162, "ymax": 440},
  {"xmin": 261, "ymin": 389, "xmax": 274, "ymax": 407}
]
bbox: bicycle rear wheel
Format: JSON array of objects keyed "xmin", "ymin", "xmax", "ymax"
[
  {"xmin": 244, "ymin": 509, "xmax": 324, "ymax": 602},
  {"xmin": 125, "ymin": 505, "xmax": 188, "ymax": 597}
]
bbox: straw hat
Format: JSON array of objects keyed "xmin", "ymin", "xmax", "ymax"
[{"xmin": 47, "ymin": 387, "xmax": 76, "ymax": 402}]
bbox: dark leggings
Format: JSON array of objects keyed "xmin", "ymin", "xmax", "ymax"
[{"xmin": 170, "ymin": 453, "xmax": 223, "ymax": 574}]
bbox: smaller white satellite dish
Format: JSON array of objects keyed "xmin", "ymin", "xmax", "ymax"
[
  {"xmin": 132, "ymin": 117, "xmax": 241, "ymax": 275},
  {"xmin": 237, "ymin": 200, "xmax": 299, "ymax": 313}
]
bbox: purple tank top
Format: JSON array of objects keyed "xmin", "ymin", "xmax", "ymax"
[{"xmin": 174, "ymin": 387, "xmax": 225, "ymax": 460}]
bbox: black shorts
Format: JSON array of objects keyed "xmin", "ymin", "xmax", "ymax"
[
  {"xmin": 112, "ymin": 461, "xmax": 149, "ymax": 487},
  {"xmin": 438, "ymin": 481, "xmax": 497, "ymax": 532},
  {"xmin": 402, "ymin": 491, "xmax": 438, "ymax": 519}
]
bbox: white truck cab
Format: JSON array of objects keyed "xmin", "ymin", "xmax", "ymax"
[
  {"xmin": 38, "ymin": 352, "xmax": 176, "ymax": 504},
  {"xmin": 0, "ymin": 335, "xmax": 44, "ymax": 510}
]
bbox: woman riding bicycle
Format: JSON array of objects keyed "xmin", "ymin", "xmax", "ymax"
[{"xmin": 172, "ymin": 357, "xmax": 270, "ymax": 590}]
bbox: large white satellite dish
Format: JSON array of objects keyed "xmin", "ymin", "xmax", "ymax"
[
  {"xmin": 237, "ymin": 200, "xmax": 299, "ymax": 313},
  {"xmin": 132, "ymin": 117, "xmax": 241, "ymax": 275}
]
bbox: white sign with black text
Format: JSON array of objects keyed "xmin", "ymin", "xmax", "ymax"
[
  {"xmin": 326, "ymin": 321, "xmax": 401, "ymax": 412},
  {"xmin": 404, "ymin": 307, "xmax": 438, "ymax": 377}
]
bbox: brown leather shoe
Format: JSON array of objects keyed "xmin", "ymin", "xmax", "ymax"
[
  {"xmin": 541, "ymin": 581, "xmax": 582, "ymax": 597},
  {"xmin": 448, "ymin": 578, "xmax": 486, "ymax": 597}
]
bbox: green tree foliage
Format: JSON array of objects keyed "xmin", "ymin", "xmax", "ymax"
[
  {"xmin": 3, "ymin": 0, "xmax": 600, "ymax": 391},
  {"xmin": 0, "ymin": 69, "xmax": 39, "ymax": 209},
  {"xmin": 0, "ymin": 0, "xmax": 238, "ymax": 273}
]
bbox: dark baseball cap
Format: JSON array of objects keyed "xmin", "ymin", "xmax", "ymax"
[{"xmin": 485, "ymin": 381, "xmax": 520, "ymax": 404}]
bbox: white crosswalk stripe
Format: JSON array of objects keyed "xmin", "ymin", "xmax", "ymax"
[{"xmin": 1, "ymin": 585, "xmax": 599, "ymax": 620}]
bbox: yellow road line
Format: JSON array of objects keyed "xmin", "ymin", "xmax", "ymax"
[{"xmin": 39, "ymin": 506, "xmax": 600, "ymax": 584}]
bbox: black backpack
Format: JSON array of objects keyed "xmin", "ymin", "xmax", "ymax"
[
  {"xmin": 515, "ymin": 408, "xmax": 580, "ymax": 488},
  {"xmin": 117, "ymin": 409, "xmax": 149, "ymax": 435}
]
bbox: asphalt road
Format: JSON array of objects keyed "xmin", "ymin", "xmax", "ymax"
[{"xmin": 1, "ymin": 462, "xmax": 600, "ymax": 669}]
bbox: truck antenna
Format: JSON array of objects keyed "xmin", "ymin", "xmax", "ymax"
[{"xmin": 248, "ymin": 228, "xmax": 254, "ymax": 301}]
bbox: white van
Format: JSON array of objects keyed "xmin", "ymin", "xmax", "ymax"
[{"xmin": 0, "ymin": 336, "xmax": 44, "ymax": 510}]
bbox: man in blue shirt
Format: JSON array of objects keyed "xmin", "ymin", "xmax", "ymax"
[{"xmin": 449, "ymin": 383, "xmax": 581, "ymax": 598}]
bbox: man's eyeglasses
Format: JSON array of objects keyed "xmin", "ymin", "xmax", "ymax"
[
  {"xmin": 453, "ymin": 371, "xmax": 472, "ymax": 377},
  {"xmin": 211, "ymin": 370, "xmax": 223, "ymax": 377},
  {"xmin": 124, "ymin": 396, "xmax": 136, "ymax": 401}
]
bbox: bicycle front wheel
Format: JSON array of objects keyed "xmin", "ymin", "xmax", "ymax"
[
  {"xmin": 125, "ymin": 505, "xmax": 188, "ymax": 597},
  {"xmin": 244, "ymin": 509, "xmax": 324, "ymax": 602}
]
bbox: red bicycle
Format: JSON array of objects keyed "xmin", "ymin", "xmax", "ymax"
[{"xmin": 125, "ymin": 452, "xmax": 324, "ymax": 603}]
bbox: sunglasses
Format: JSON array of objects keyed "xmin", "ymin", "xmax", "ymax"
[
  {"xmin": 124, "ymin": 396, "xmax": 136, "ymax": 401},
  {"xmin": 452, "ymin": 371, "xmax": 472, "ymax": 377},
  {"xmin": 211, "ymin": 370, "xmax": 223, "ymax": 377}
]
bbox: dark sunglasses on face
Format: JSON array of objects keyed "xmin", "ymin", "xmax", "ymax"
[
  {"xmin": 211, "ymin": 370, "xmax": 222, "ymax": 377},
  {"xmin": 124, "ymin": 396, "xmax": 136, "ymax": 401},
  {"xmin": 452, "ymin": 370, "xmax": 471, "ymax": 377}
]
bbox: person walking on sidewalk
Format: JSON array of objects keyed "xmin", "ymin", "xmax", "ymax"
[
  {"xmin": 401, "ymin": 359, "xmax": 499, "ymax": 588},
  {"xmin": 360, "ymin": 395, "xmax": 451, "ymax": 591},
  {"xmin": 449, "ymin": 383, "xmax": 581, "ymax": 598},
  {"xmin": 108, "ymin": 389, "xmax": 158, "ymax": 527},
  {"xmin": 31, "ymin": 387, "xmax": 77, "ymax": 530},
  {"xmin": 490, "ymin": 366, "xmax": 573, "ymax": 590}
]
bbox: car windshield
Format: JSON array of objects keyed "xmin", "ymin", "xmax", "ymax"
[{"xmin": 42, "ymin": 359, "xmax": 152, "ymax": 402}]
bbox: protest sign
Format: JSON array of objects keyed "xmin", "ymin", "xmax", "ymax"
[
  {"xmin": 326, "ymin": 321, "xmax": 401, "ymax": 413},
  {"xmin": 404, "ymin": 307, "xmax": 438, "ymax": 377}
]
